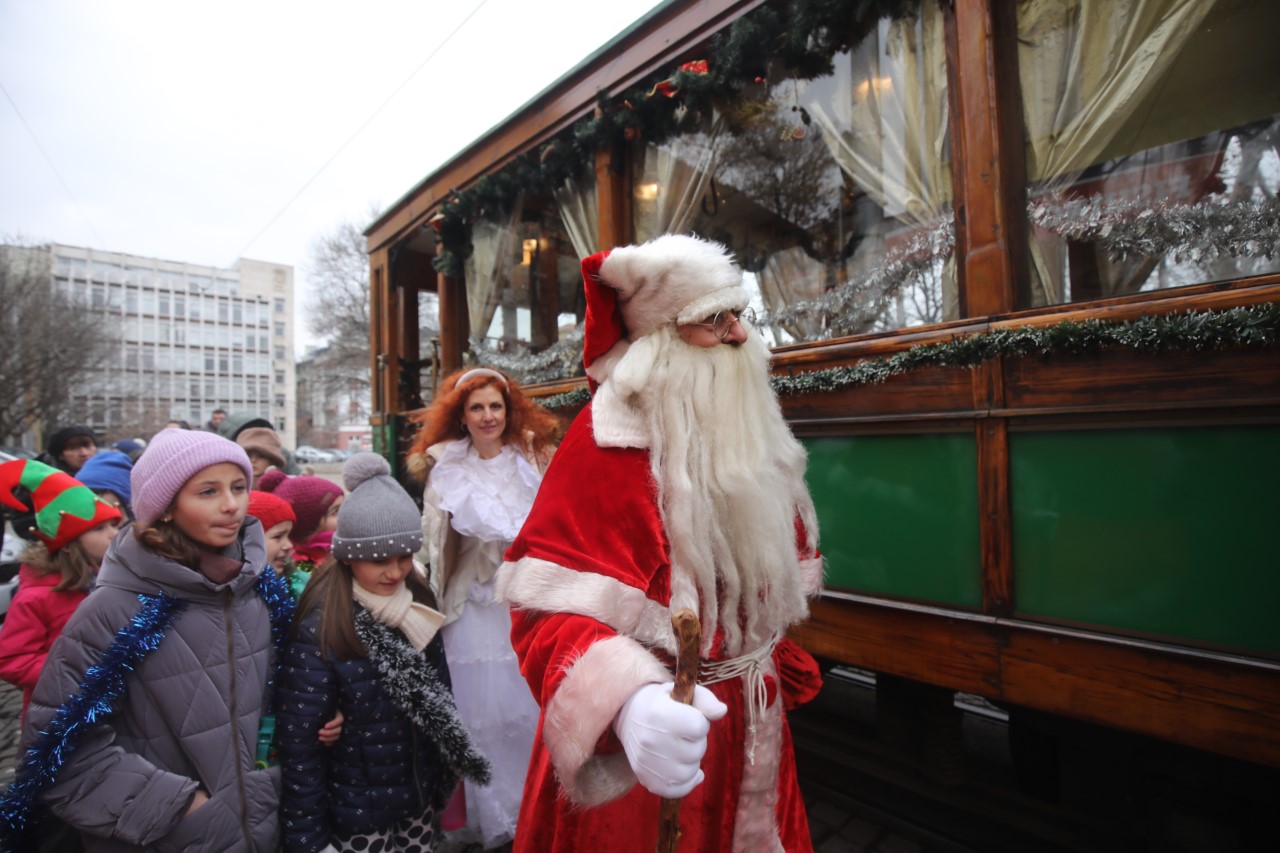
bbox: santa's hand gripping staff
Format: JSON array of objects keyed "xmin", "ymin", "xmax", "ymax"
[{"xmin": 497, "ymin": 234, "xmax": 826, "ymax": 852}]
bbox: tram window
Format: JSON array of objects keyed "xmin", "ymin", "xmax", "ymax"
[
  {"xmin": 467, "ymin": 203, "xmax": 583, "ymax": 360},
  {"xmin": 1017, "ymin": 0, "xmax": 1280, "ymax": 308},
  {"xmin": 632, "ymin": 0, "xmax": 955, "ymax": 345}
]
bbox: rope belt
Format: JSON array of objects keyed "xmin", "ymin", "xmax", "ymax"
[{"xmin": 697, "ymin": 634, "xmax": 779, "ymax": 764}]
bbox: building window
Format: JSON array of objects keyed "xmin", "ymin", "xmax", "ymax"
[
  {"xmin": 274, "ymin": 322, "xmax": 285, "ymax": 338},
  {"xmin": 218, "ymin": 301, "xmax": 229, "ymax": 323},
  {"xmin": 205, "ymin": 353, "xmax": 215, "ymax": 371},
  {"xmin": 276, "ymin": 417, "xmax": 287, "ymax": 432},
  {"xmin": 274, "ymin": 298, "xmax": 286, "ymax": 313},
  {"xmin": 274, "ymin": 394, "xmax": 286, "ymax": 408},
  {"xmin": 274, "ymin": 346, "xmax": 285, "ymax": 360},
  {"xmin": 275, "ymin": 370, "xmax": 285, "ymax": 385}
]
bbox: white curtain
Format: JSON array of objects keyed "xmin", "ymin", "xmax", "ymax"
[
  {"xmin": 801, "ymin": 2, "xmax": 957, "ymax": 320},
  {"xmin": 1018, "ymin": 0, "xmax": 1215, "ymax": 304},
  {"xmin": 553, "ymin": 172, "xmax": 598, "ymax": 259},
  {"xmin": 464, "ymin": 200, "xmax": 523, "ymax": 341},
  {"xmin": 633, "ymin": 111, "xmax": 727, "ymax": 243}
]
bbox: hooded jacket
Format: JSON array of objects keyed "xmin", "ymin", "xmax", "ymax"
[
  {"xmin": 0, "ymin": 564, "xmax": 88, "ymax": 721},
  {"xmin": 22, "ymin": 519, "xmax": 280, "ymax": 852}
]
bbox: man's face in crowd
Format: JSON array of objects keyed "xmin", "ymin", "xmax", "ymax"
[
  {"xmin": 211, "ymin": 411, "xmax": 226, "ymax": 427},
  {"xmin": 59, "ymin": 436, "xmax": 96, "ymax": 472}
]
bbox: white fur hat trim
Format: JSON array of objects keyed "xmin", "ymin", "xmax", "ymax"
[{"xmin": 598, "ymin": 234, "xmax": 746, "ymax": 340}]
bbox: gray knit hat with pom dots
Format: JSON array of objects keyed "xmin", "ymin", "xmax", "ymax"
[{"xmin": 330, "ymin": 452, "xmax": 423, "ymax": 562}]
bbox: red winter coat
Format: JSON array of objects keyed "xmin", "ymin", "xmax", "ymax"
[
  {"xmin": 0, "ymin": 564, "xmax": 87, "ymax": 721},
  {"xmin": 497, "ymin": 405, "xmax": 824, "ymax": 853}
]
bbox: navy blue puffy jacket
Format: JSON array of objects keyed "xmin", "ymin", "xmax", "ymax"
[{"xmin": 277, "ymin": 609, "xmax": 452, "ymax": 853}]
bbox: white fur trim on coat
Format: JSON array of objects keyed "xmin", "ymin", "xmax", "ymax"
[
  {"xmin": 543, "ymin": 635, "xmax": 671, "ymax": 806},
  {"xmin": 588, "ymin": 382, "xmax": 650, "ymax": 449},
  {"xmin": 799, "ymin": 556, "xmax": 824, "ymax": 598},
  {"xmin": 497, "ymin": 557, "xmax": 677, "ymax": 655}
]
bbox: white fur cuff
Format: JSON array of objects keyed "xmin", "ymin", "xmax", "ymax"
[{"xmin": 545, "ymin": 635, "xmax": 671, "ymax": 805}]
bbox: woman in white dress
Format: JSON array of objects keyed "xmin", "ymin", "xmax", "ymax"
[{"xmin": 407, "ymin": 367, "xmax": 561, "ymax": 850}]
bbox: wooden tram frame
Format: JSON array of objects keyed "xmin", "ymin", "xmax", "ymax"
[{"xmin": 366, "ymin": 0, "xmax": 1280, "ymax": 770}]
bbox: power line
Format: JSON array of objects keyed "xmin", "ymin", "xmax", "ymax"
[
  {"xmin": 1, "ymin": 79, "xmax": 103, "ymax": 245},
  {"xmin": 237, "ymin": 0, "xmax": 493, "ymax": 259}
]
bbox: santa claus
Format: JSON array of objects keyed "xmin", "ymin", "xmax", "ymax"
[{"xmin": 497, "ymin": 233, "xmax": 825, "ymax": 852}]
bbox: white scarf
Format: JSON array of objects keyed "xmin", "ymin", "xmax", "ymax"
[{"xmin": 351, "ymin": 578, "xmax": 445, "ymax": 652}]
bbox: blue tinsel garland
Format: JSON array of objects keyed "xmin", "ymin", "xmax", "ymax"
[
  {"xmin": 0, "ymin": 592, "xmax": 186, "ymax": 849},
  {"xmin": 0, "ymin": 570, "xmax": 295, "ymax": 849}
]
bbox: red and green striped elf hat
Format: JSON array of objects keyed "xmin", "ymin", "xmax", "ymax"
[{"xmin": 0, "ymin": 458, "xmax": 122, "ymax": 553}]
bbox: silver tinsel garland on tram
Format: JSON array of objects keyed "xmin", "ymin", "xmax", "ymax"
[
  {"xmin": 1028, "ymin": 195, "xmax": 1280, "ymax": 263},
  {"xmin": 474, "ymin": 197, "xmax": 1278, "ymax": 391},
  {"xmin": 467, "ymin": 326, "xmax": 584, "ymax": 385},
  {"xmin": 533, "ymin": 303, "xmax": 1279, "ymax": 411}
]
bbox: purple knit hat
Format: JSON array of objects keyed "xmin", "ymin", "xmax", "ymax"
[{"xmin": 131, "ymin": 428, "xmax": 254, "ymax": 524}]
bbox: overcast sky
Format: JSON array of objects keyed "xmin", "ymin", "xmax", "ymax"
[{"xmin": 0, "ymin": 0, "xmax": 663, "ymax": 348}]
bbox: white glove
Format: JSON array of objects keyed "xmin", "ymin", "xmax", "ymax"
[{"xmin": 613, "ymin": 681, "xmax": 729, "ymax": 798}]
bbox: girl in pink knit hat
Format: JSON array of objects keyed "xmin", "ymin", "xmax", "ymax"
[{"xmin": 10, "ymin": 430, "xmax": 296, "ymax": 851}]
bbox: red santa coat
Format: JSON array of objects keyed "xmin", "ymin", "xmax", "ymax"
[{"xmin": 498, "ymin": 404, "xmax": 824, "ymax": 853}]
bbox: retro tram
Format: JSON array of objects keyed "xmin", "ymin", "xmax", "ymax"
[{"xmin": 365, "ymin": 0, "xmax": 1280, "ymax": 847}]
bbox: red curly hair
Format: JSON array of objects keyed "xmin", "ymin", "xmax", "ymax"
[{"xmin": 406, "ymin": 367, "xmax": 562, "ymax": 480}]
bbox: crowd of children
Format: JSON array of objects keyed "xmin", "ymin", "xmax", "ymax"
[{"xmin": 0, "ymin": 395, "xmax": 540, "ymax": 853}]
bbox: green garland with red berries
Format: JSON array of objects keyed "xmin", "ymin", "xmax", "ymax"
[{"xmin": 431, "ymin": 0, "xmax": 914, "ymax": 278}]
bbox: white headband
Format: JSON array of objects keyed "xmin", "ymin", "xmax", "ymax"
[{"xmin": 457, "ymin": 367, "xmax": 508, "ymax": 388}]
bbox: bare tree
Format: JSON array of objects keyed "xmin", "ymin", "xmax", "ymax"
[
  {"xmin": 306, "ymin": 217, "xmax": 374, "ymax": 393},
  {"xmin": 303, "ymin": 214, "xmax": 439, "ymax": 425},
  {"xmin": 0, "ymin": 241, "xmax": 119, "ymax": 445}
]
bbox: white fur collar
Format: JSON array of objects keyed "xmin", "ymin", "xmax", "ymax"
[{"xmin": 589, "ymin": 380, "xmax": 650, "ymax": 449}]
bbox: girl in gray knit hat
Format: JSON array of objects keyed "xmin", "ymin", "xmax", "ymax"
[{"xmin": 276, "ymin": 452, "xmax": 490, "ymax": 853}]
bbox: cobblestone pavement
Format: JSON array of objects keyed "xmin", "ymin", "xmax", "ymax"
[{"xmin": 1, "ymin": 679, "xmax": 21, "ymax": 792}]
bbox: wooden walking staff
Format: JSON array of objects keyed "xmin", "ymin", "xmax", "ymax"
[{"xmin": 656, "ymin": 608, "xmax": 703, "ymax": 853}]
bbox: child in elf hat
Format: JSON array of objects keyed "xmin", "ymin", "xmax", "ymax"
[
  {"xmin": 0, "ymin": 460, "xmax": 123, "ymax": 722},
  {"xmin": 277, "ymin": 452, "xmax": 490, "ymax": 853},
  {"xmin": 7, "ymin": 429, "xmax": 289, "ymax": 851}
]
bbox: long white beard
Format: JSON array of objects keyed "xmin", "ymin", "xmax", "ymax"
[{"xmin": 611, "ymin": 325, "xmax": 819, "ymax": 655}]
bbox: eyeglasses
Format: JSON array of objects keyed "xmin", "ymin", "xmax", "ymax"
[{"xmin": 691, "ymin": 307, "xmax": 756, "ymax": 340}]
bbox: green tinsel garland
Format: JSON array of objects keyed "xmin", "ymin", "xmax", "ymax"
[
  {"xmin": 535, "ymin": 303, "xmax": 1280, "ymax": 410},
  {"xmin": 431, "ymin": 0, "xmax": 912, "ymax": 277}
]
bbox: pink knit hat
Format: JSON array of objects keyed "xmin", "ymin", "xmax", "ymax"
[
  {"xmin": 131, "ymin": 429, "xmax": 254, "ymax": 524},
  {"xmin": 261, "ymin": 474, "xmax": 344, "ymax": 541}
]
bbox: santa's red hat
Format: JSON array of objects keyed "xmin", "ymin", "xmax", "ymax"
[{"xmin": 581, "ymin": 234, "xmax": 749, "ymax": 385}]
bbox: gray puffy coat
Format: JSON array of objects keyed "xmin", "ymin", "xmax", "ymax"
[{"xmin": 22, "ymin": 519, "xmax": 280, "ymax": 852}]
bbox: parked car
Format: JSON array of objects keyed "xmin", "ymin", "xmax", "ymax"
[{"xmin": 294, "ymin": 446, "xmax": 337, "ymax": 464}]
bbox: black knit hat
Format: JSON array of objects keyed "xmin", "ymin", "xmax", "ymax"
[{"xmin": 47, "ymin": 425, "xmax": 97, "ymax": 457}]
